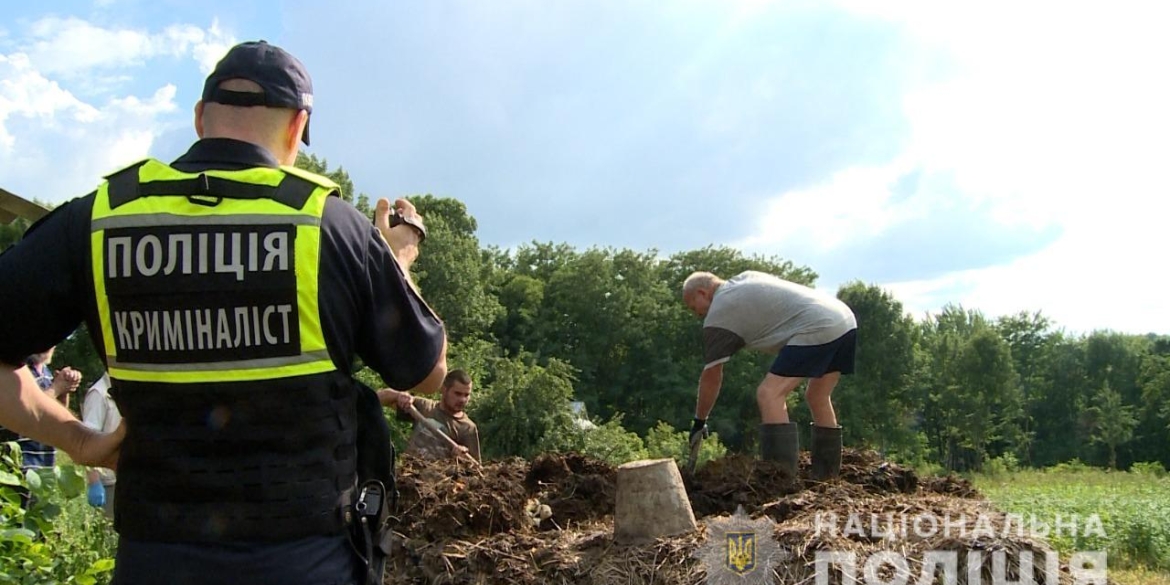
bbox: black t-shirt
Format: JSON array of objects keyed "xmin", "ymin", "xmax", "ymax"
[
  {"xmin": 0, "ymin": 138, "xmax": 444, "ymax": 390},
  {"xmin": 0, "ymin": 138, "xmax": 445, "ymax": 585}
]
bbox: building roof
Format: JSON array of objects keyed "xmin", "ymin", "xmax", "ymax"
[{"xmin": 0, "ymin": 187, "xmax": 50, "ymax": 224}]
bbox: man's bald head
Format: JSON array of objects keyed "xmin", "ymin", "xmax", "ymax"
[{"xmin": 196, "ymin": 79, "xmax": 308, "ymax": 165}]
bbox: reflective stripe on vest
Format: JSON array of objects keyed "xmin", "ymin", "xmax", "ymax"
[{"xmin": 90, "ymin": 159, "xmax": 338, "ymax": 383}]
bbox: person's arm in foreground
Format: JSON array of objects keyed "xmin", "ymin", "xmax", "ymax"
[
  {"xmin": 367, "ymin": 196, "xmax": 448, "ymax": 396},
  {"xmin": 0, "ymin": 365, "xmax": 123, "ymax": 469}
]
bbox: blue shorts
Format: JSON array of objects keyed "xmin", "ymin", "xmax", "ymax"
[{"xmin": 769, "ymin": 329, "xmax": 857, "ymax": 378}]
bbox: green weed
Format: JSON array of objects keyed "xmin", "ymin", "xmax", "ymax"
[
  {"xmin": 0, "ymin": 443, "xmax": 115, "ymax": 585},
  {"xmin": 977, "ymin": 467, "xmax": 1170, "ymax": 572}
]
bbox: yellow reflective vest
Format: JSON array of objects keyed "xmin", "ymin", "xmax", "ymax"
[{"xmin": 90, "ymin": 159, "xmax": 338, "ymax": 383}]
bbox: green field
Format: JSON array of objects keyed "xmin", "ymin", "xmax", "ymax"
[{"xmin": 976, "ymin": 464, "xmax": 1170, "ymax": 584}]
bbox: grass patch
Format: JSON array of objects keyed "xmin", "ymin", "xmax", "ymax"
[
  {"xmin": 1113, "ymin": 567, "xmax": 1170, "ymax": 585},
  {"xmin": 976, "ymin": 465, "xmax": 1170, "ymax": 575}
]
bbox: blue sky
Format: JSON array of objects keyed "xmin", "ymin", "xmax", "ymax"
[{"xmin": 2, "ymin": 1, "xmax": 1167, "ymax": 334}]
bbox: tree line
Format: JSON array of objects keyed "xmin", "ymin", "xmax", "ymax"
[
  {"xmin": 6, "ymin": 154, "xmax": 1169, "ymax": 472},
  {"xmin": 376, "ymin": 177, "xmax": 1169, "ymax": 473}
]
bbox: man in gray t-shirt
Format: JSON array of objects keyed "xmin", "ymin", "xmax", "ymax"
[{"xmin": 682, "ymin": 270, "xmax": 857, "ymax": 480}]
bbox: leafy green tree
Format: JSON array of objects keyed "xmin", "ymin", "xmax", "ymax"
[
  {"xmin": 995, "ymin": 311, "xmax": 1058, "ymax": 464},
  {"xmin": 408, "ymin": 196, "xmax": 503, "ymax": 344},
  {"xmin": 534, "ymin": 248, "xmax": 680, "ymax": 432},
  {"xmin": 505, "ymin": 242, "xmax": 580, "ymax": 283},
  {"xmin": 1034, "ymin": 338, "xmax": 1093, "ymax": 465},
  {"xmin": 1084, "ymin": 332, "xmax": 1151, "ymax": 467},
  {"xmin": 491, "ymin": 245, "xmax": 697, "ymax": 438},
  {"xmin": 493, "ymin": 274, "xmax": 545, "ymax": 356},
  {"xmin": 489, "ymin": 242, "xmax": 579, "ymax": 361},
  {"xmin": 952, "ymin": 328, "xmax": 1022, "ymax": 470},
  {"xmin": 552, "ymin": 414, "xmax": 648, "ymax": 465},
  {"xmin": 833, "ymin": 281, "xmax": 917, "ymax": 455},
  {"xmin": 1139, "ymin": 353, "xmax": 1170, "ymax": 442},
  {"xmin": 467, "ymin": 356, "xmax": 578, "ymax": 460},
  {"xmin": 1085, "ymin": 380, "xmax": 1139, "ymax": 469},
  {"xmin": 0, "ymin": 218, "xmax": 29, "ymax": 251},
  {"xmin": 657, "ymin": 245, "xmax": 817, "ymax": 289},
  {"xmin": 915, "ymin": 306, "xmax": 975, "ymax": 470},
  {"xmin": 916, "ymin": 306, "xmax": 1020, "ymax": 471}
]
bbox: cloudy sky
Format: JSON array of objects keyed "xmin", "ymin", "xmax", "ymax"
[{"xmin": 2, "ymin": 1, "xmax": 1167, "ymax": 335}]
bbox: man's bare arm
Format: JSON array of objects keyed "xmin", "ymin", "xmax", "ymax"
[
  {"xmin": 695, "ymin": 362, "xmax": 724, "ymax": 420},
  {"xmin": 0, "ymin": 365, "xmax": 123, "ymax": 468}
]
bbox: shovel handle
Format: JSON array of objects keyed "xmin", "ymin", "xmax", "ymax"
[
  {"xmin": 405, "ymin": 404, "xmax": 479, "ymax": 466},
  {"xmin": 686, "ymin": 434, "xmax": 703, "ymax": 474}
]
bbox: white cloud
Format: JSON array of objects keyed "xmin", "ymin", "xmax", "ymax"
[
  {"xmin": 0, "ymin": 18, "xmax": 232, "ymax": 204},
  {"xmin": 738, "ymin": 2, "xmax": 1170, "ymax": 334},
  {"xmin": 0, "ymin": 53, "xmax": 181, "ymax": 200},
  {"xmin": 22, "ymin": 17, "xmax": 234, "ymax": 76},
  {"xmin": 189, "ymin": 21, "xmax": 235, "ymax": 74},
  {"xmin": 736, "ymin": 160, "xmax": 914, "ymax": 254},
  {"xmin": 0, "ymin": 53, "xmax": 100, "ymax": 149},
  {"xmin": 887, "ymin": 218, "xmax": 1170, "ymax": 335},
  {"xmin": 25, "ymin": 17, "xmax": 153, "ymax": 74}
]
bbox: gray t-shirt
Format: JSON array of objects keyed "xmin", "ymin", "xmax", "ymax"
[{"xmin": 702, "ymin": 271, "xmax": 857, "ymax": 368}]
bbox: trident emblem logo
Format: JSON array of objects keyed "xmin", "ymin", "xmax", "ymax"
[{"xmin": 726, "ymin": 531, "xmax": 756, "ymax": 575}]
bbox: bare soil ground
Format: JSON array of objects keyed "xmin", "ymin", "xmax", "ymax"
[{"xmin": 385, "ymin": 450, "xmax": 1097, "ymax": 584}]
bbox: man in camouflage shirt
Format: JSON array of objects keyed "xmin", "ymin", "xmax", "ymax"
[{"xmin": 379, "ymin": 369, "xmax": 480, "ymax": 461}]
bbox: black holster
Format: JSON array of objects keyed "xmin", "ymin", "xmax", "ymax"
[{"xmin": 351, "ymin": 384, "xmax": 397, "ymax": 585}]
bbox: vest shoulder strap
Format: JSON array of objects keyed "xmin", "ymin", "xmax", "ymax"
[
  {"xmin": 104, "ymin": 159, "xmax": 338, "ymax": 211},
  {"xmin": 104, "ymin": 160, "xmax": 151, "ymax": 209},
  {"xmin": 279, "ymin": 165, "xmax": 341, "ymax": 192}
]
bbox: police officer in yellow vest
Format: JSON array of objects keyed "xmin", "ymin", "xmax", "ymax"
[{"xmin": 0, "ymin": 41, "xmax": 447, "ymax": 585}]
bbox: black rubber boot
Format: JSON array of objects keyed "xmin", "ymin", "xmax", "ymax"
[
  {"xmin": 760, "ymin": 423, "xmax": 799, "ymax": 480},
  {"xmin": 811, "ymin": 424, "xmax": 843, "ymax": 481}
]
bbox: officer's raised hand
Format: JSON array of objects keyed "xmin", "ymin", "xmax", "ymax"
[{"xmin": 374, "ymin": 197, "xmax": 424, "ymax": 270}]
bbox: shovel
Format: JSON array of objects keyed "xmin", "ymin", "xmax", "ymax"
[
  {"xmin": 685, "ymin": 431, "xmax": 704, "ymax": 475},
  {"xmin": 405, "ymin": 404, "xmax": 480, "ymax": 466}
]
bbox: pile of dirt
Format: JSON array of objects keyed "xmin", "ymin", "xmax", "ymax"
[
  {"xmin": 685, "ymin": 449, "xmax": 922, "ymax": 518},
  {"xmin": 685, "ymin": 454, "xmax": 798, "ymax": 517},
  {"xmin": 525, "ymin": 452, "xmax": 616, "ymax": 529},
  {"xmin": 838, "ymin": 449, "xmax": 921, "ymax": 494},
  {"xmin": 392, "ymin": 455, "xmax": 532, "ymax": 541},
  {"xmin": 384, "ymin": 450, "xmax": 1098, "ymax": 585}
]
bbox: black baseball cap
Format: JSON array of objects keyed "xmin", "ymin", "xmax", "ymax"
[{"xmin": 202, "ymin": 41, "xmax": 314, "ymax": 145}]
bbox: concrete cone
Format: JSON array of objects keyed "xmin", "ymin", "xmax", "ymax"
[{"xmin": 613, "ymin": 458, "xmax": 698, "ymax": 544}]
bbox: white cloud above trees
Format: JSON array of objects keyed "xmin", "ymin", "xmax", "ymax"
[{"xmin": 0, "ymin": 18, "xmax": 233, "ymax": 202}]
